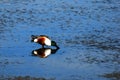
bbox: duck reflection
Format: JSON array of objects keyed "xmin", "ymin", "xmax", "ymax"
[{"xmin": 32, "ymin": 48, "xmax": 59, "ymax": 58}]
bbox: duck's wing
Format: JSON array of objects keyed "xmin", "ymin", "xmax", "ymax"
[{"xmin": 39, "ymin": 35, "xmax": 50, "ymax": 39}]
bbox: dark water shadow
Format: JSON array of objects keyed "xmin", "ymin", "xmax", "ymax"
[
  {"xmin": 0, "ymin": 76, "xmax": 55, "ymax": 80},
  {"xmin": 31, "ymin": 48, "xmax": 59, "ymax": 58},
  {"xmin": 100, "ymin": 72, "xmax": 120, "ymax": 80}
]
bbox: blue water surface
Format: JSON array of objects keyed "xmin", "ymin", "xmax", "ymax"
[{"xmin": 0, "ymin": 0, "xmax": 120, "ymax": 80}]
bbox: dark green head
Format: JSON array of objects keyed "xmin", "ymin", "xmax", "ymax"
[{"xmin": 51, "ymin": 41, "xmax": 59, "ymax": 49}]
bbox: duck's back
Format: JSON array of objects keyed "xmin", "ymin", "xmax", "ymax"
[{"xmin": 37, "ymin": 36, "xmax": 51, "ymax": 46}]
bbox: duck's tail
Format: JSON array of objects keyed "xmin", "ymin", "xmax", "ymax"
[{"xmin": 31, "ymin": 35, "xmax": 37, "ymax": 42}]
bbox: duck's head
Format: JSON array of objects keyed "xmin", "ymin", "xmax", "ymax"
[
  {"xmin": 51, "ymin": 41, "xmax": 60, "ymax": 49},
  {"xmin": 31, "ymin": 35, "xmax": 38, "ymax": 43}
]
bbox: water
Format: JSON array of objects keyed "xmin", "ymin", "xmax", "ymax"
[{"xmin": 0, "ymin": 0, "xmax": 120, "ymax": 80}]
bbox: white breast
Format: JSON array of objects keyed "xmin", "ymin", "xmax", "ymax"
[
  {"xmin": 44, "ymin": 49, "xmax": 51, "ymax": 57},
  {"xmin": 45, "ymin": 38, "xmax": 51, "ymax": 46}
]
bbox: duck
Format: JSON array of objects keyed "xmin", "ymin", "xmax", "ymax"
[
  {"xmin": 32, "ymin": 48, "xmax": 59, "ymax": 58},
  {"xmin": 31, "ymin": 35, "xmax": 59, "ymax": 49}
]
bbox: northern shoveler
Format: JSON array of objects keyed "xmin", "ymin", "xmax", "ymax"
[
  {"xmin": 32, "ymin": 48, "xmax": 58, "ymax": 58},
  {"xmin": 31, "ymin": 35, "xmax": 59, "ymax": 49}
]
